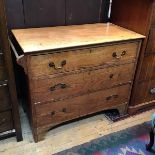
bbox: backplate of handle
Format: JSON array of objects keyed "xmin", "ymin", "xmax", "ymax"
[
  {"xmin": 50, "ymin": 108, "xmax": 67, "ymax": 117},
  {"xmin": 50, "ymin": 83, "xmax": 67, "ymax": 91},
  {"xmin": 106, "ymin": 94, "xmax": 119, "ymax": 101},
  {"xmin": 49, "ymin": 60, "xmax": 66, "ymax": 70},
  {"xmin": 113, "ymin": 51, "xmax": 126, "ymax": 59}
]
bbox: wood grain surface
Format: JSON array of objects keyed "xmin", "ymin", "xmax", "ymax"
[
  {"xmin": 12, "ymin": 23, "xmax": 144, "ymax": 53},
  {"xmin": 0, "ymin": 111, "xmax": 13, "ymax": 133},
  {"xmin": 31, "ymin": 63, "xmax": 134, "ymax": 103},
  {"xmin": 146, "ymin": 27, "xmax": 155, "ymax": 53},
  {"xmin": 0, "ymin": 84, "xmax": 11, "ymax": 112},
  {"xmin": 35, "ymin": 84, "xmax": 130, "ymax": 127},
  {"xmin": 139, "ymin": 54, "xmax": 155, "ymax": 81},
  {"xmin": 132, "ymin": 80, "xmax": 155, "ymax": 106},
  {"xmin": 28, "ymin": 42, "xmax": 139, "ymax": 77}
]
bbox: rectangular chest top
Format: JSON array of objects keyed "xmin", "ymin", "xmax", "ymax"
[{"xmin": 12, "ymin": 23, "xmax": 145, "ymax": 54}]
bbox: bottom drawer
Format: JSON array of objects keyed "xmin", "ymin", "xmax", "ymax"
[
  {"xmin": 132, "ymin": 80, "xmax": 155, "ymax": 105},
  {"xmin": 35, "ymin": 84, "xmax": 130, "ymax": 127},
  {"xmin": 0, "ymin": 84, "xmax": 11, "ymax": 111},
  {"xmin": 0, "ymin": 111, "xmax": 13, "ymax": 133}
]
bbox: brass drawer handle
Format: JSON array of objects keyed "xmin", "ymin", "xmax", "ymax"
[
  {"xmin": 50, "ymin": 83, "xmax": 68, "ymax": 91},
  {"xmin": 0, "ymin": 118, "xmax": 6, "ymax": 126},
  {"xmin": 49, "ymin": 60, "xmax": 66, "ymax": 70},
  {"xmin": 112, "ymin": 51, "xmax": 126, "ymax": 59},
  {"xmin": 106, "ymin": 94, "xmax": 118, "ymax": 101}
]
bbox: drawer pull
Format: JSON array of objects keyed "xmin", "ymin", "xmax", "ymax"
[
  {"xmin": 62, "ymin": 108, "xmax": 67, "ymax": 113},
  {"xmin": 51, "ymin": 111, "xmax": 55, "ymax": 116},
  {"xmin": 49, "ymin": 60, "xmax": 66, "ymax": 70},
  {"xmin": 112, "ymin": 51, "xmax": 126, "ymax": 59},
  {"xmin": 0, "ymin": 118, "xmax": 6, "ymax": 126},
  {"xmin": 106, "ymin": 94, "xmax": 118, "ymax": 101},
  {"xmin": 150, "ymin": 88, "xmax": 155, "ymax": 94},
  {"xmin": 50, "ymin": 83, "xmax": 67, "ymax": 91}
]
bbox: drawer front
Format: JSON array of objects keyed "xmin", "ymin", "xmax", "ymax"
[
  {"xmin": 0, "ymin": 84, "xmax": 11, "ymax": 111},
  {"xmin": 31, "ymin": 63, "xmax": 134, "ymax": 103},
  {"xmin": 139, "ymin": 55, "xmax": 155, "ymax": 81},
  {"xmin": 35, "ymin": 84, "xmax": 130, "ymax": 127},
  {"xmin": 146, "ymin": 27, "xmax": 155, "ymax": 53},
  {"xmin": 0, "ymin": 53, "xmax": 4, "ymax": 66},
  {"xmin": 29, "ymin": 42, "xmax": 139, "ymax": 77},
  {"xmin": 0, "ymin": 66, "xmax": 7, "ymax": 81},
  {"xmin": 0, "ymin": 48, "xmax": 6, "ymax": 79},
  {"xmin": 132, "ymin": 80, "xmax": 155, "ymax": 106},
  {"xmin": 0, "ymin": 111, "xmax": 13, "ymax": 133}
]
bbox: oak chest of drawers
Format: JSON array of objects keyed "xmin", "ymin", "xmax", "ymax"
[{"xmin": 11, "ymin": 23, "xmax": 144, "ymax": 142}]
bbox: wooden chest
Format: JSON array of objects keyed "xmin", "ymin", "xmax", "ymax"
[{"xmin": 11, "ymin": 23, "xmax": 144, "ymax": 142}]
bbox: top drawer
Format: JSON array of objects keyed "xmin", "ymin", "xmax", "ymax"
[{"xmin": 28, "ymin": 42, "xmax": 139, "ymax": 77}]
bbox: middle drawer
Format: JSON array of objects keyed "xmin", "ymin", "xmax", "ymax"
[{"xmin": 30, "ymin": 63, "xmax": 134, "ymax": 103}]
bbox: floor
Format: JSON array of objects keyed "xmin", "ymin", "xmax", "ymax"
[{"xmin": 0, "ymin": 108, "xmax": 154, "ymax": 155}]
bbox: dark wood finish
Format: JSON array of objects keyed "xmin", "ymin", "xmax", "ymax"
[
  {"xmin": 132, "ymin": 80, "xmax": 155, "ymax": 105},
  {"xmin": 0, "ymin": 84, "xmax": 11, "ymax": 112},
  {"xmin": 111, "ymin": 0, "xmax": 153, "ymax": 35},
  {"xmin": 0, "ymin": 0, "xmax": 22, "ymax": 141},
  {"xmin": 0, "ymin": 53, "xmax": 4, "ymax": 66},
  {"xmin": 0, "ymin": 66, "xmax": 7, "ymax": 81},
  {"xmin": 139, "ymin": 54, "xmax": 155, "ymax": 81},
  {"xmin": 5, "ymin": 0, "xmax": 25, "ymax": 29},
  {"xmin": 146, "ymin": 27, "xmax": 155, "ymax": 53},
  {"xmin": 66, "ymin": 0, "xmax": 106, "ymax": 25},
  {"xmin": 23, "ymin": 0, "xmax": 66, "ymax": 28},
  {"xmin": 111, "ymin": 0, "xmax": 155, "ymax": 114},
  {"xmin": 0, "ymin": 111, "xmax": 13, "ymax": 133},
  {"xmin": 11, "ymin": 23, "xmax": 143, "ymax": 142},
  {"xmin": 5, "ymin": 0, "xmax": 109, "ymax": 29},
  {"xmin": 151, "ymin": 6, "xmax": 155, "ymax": 27}
]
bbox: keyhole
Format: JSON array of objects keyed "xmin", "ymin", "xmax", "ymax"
[{"xmin": 109, "ymin": 74, "xmax": 114, "ymax": 79}]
